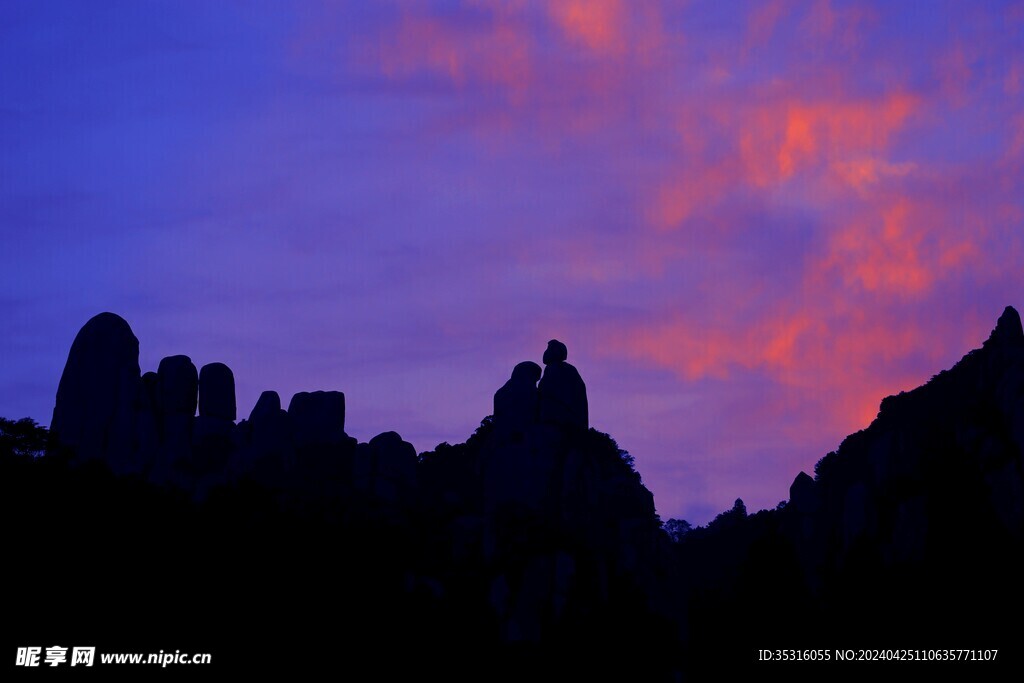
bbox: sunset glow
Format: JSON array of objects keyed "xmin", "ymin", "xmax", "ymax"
[{"xmin": 1, "ymin": 1, "xmax": 1021, "ymax": 523}]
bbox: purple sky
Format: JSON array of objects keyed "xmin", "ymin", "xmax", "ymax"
[{"xmin": 2, "ymin": 1, "xmax": 1022, "ymax": 524}]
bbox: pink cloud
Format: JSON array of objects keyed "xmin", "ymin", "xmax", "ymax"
[
  {"xmin": 832, "ymin": 158, "xmax": 916, "ymax": 191},
  {"xmin": 747, "ymin": 0, "xmax": 792, "ymax": 48},
  {"xmin": 375, "ymin": 10, "xmax": 533, "ymax": 101},
  {"xmin": 650, "ymin": 88, "xmax": 920, "ymax": 234},
  {"xmin": 291, "ymin": 0, "xmax": 1024, "ymax": 520},
  {"xmin": 548, "ymin": 0, "xmax": 629, "ymax": 55}
]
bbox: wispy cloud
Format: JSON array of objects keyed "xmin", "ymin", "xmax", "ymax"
[{"xmin": 1, "ymin": 1, "xmax": 1021, "ymax": 523}]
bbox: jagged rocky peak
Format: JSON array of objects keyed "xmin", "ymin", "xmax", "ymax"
[
  {"xmin": 50, "ymin": 312, "xmax": 141, "ymax": 463},
  {"xmin": 985, "ymin": 305, "xmax": 1023, "ymax": 348},
  {"xmin": 249, "ymin": 390, "xmax": 282, "ymax": 422},
  {"xmin": 788, "ymin": 471, "xmax": 818, "ymax": 515}
]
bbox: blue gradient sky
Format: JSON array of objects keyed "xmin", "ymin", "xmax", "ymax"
[{"xmin": 2, "ymin": 1, "xmax": 1021, "ymax": 523}]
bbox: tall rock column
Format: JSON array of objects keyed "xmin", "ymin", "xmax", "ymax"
[
  {"xmin": 153, "ymin": 355, "xmax": 198, "ymax": 485},
  {"xmin": 50, "ymin": 312, "xmax": 141, "ymax": 474}
]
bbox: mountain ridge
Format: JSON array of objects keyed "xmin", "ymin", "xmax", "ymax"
[{"xmin": 4, "ymin": 306, "xmax": 1023, "ymax": 677}]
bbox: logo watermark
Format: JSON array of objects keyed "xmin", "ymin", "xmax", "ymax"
[{"xmin": 15, "ymin": 646, "xmax": 211, "ymax": 667}]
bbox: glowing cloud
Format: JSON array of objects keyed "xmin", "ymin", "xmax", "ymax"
[{"xmin": 3, "ymin": 1, "xmax": 1021, "ymax": 526}]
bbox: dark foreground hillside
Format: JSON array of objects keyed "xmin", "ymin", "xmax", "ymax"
[{"xmin": 4, "ymin": 308, "xmax": 1024, "ymax": 679}]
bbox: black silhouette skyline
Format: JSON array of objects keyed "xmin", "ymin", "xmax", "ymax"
[{"xmin": 4, "ymin": 306, "xmax": 1024, "ymax": 677}]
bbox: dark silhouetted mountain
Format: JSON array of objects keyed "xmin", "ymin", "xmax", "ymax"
[
  {"xmin": 671, "ymin": 305, "xmax": 1024, "ymax": 672},
  {"xmin": 6, "ymin": 308, "xmax": 1024, "ymax": 678}
]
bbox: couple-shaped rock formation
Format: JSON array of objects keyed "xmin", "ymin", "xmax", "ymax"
[
  {"xmin": 39, "ymin": 315, "xmax": 668, "ymax": 666},
  {"xmin": 493, "ymin": 339, "xmax": 589, "ymax": 443}
]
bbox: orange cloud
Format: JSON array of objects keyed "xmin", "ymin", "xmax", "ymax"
[
  {"xmin": 548, "ymin": 0, "xmax": 627, "ymax": 55},
  {"xmin": 654, "ymin": 90, "xmax": 919, "ymax": 231},
  {"xmin": 607, "ymin": 300, "xmax": 950, "ymax": 440},
  {"xmin": 937, "ymin": 43, "xmax": 973, "ymax": 107},
  {"xmin": 1005, "ymin": 62, "xmax": 1022, "ymax": 97},
  {"xmin": 804, "ymin": 0, "xmax": 836, "ymax": 38},
  {"xmin": 827, "ymin": 201, "xmax": 931, "ymax": 295},
  {"xmin": 332, "ymin": 0, "xmax": 1016, "ymax": 457},
  {"xmin": 547, "ymin": 0, "xmax": 668, "ymax": 65},
  {"xmin": 616, "ymin": 310, "xmax": 823, "ymax": 382},
  {"xmin": 800, "ymin": 0, "xmax": 875, "ymax": 50},
  {"xmin": 1008, "ymin": 114, "xmax": 1024, "ymax": 159},
  {"xmin": 376, "ymin": 11, "xmax": 532, "ymax": 100},
  {"xmin": 366, "ymin": 0, "xmax": 667, "ymax": 114},
  {"xmin": 775, "ymin": 94, "xmax": 917, "ymax": 179},
  {"xmin": 650, "ymin": 162, "xmax": 738, "ymax": 231},
  {"xmin": 816, "ymin": 197, "xmax": 979, "ymax": 297},
  {"xmin": 613, "ymin": 175, "xmax": 989, "ymax": 442},
  {"xmin": 832, "ymin": 158, "xmax": 916, "ymax": 191},
  {"xmin": 747, "ymin": 0, "xmax": 791, "ymax": 48}
]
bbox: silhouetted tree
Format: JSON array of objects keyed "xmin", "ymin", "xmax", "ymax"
[
  {"xmin": 814, "ymin": 450, "xmax": 838, "ymax": 481},
  {"xmin": 0, "ymin": 417, "xmax": 48, "ymax": 458},
  {"xmin": 705, "ymin": 497, "xmax": 747, "ymax": 532},
  {"xmin": 663, "ymin": 518, "xmax": 692, "ymax": 542}
]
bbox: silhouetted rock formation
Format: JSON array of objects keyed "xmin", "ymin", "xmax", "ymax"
[
  {"xmin": 538, "ymin": 339, "xmax": 588, "ymax": 431},
  {"xmin": 249, "ymin": 389, "xmax": 281, "ymax": 421},
  {"xmin": 239, "ymin": 390, "xmax": 293, "ymax": 487},
  {"xmin": 135, "ymin": 370, "xmax": 160, "ymax": 464},
  {"xmin": 985, "ymin": 304, "xmax": 1024, "ymax": 348},
  {"xmin": 194, "ymin": 363, "xmax": 236, "ymax": 446},
  {"xmin": 788, "ymin": 471, "xmax": 817, "ymax": 515},
  {"xmin": 288, "ymin": 390, "xmax": 346, "ymax": 449},
  {"xmin": 674, "ymin": 306, "xmax": 1024, "ymax": 671},
  {"xmin": 493, "ymin": 361, "xmax": 541, "ymax": 444},
  {"xmin": 23, "ymin": 306, "xmax": 1024, "ymax": 677},
  {"xmin": 153, "ymin": 355, "xmax": 199, "ymax": 485},
  {"xmin": 158, "ymin": 355, "xmax": 199, "ymax": 416},
  {"xmin": 48, "ymin": 318, "xmax": 361, "ymax": 497},
  {"xmin": 356, "ymin": 431, "xmax": 417, "ymax": 503},
  {"xmin": 199, "ymin": 362, "xmax": 236, "ymax": 421},
  {"xmin": 50, "ymin": 312, "xmax": 140, "ymax": 473},
  {"xmin": 798, "ymin": 304, "xmax": 1024, "ymax": 560}
]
